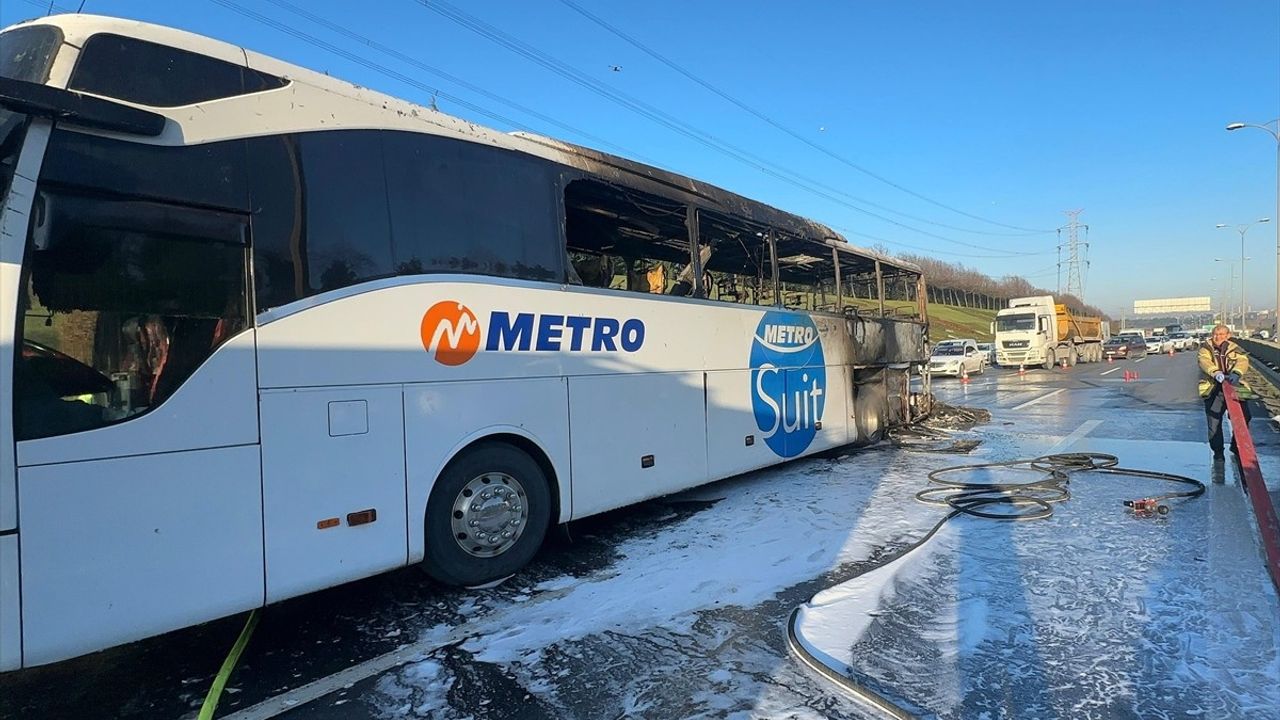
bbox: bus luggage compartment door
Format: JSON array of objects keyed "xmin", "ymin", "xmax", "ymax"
[
  {"xmin": 260, "ymin": 385, "xmax": 408, "ymax": 603},
  {"xmin": 568, "ymin": 372, "xmax": 708, "ymax": 518}
]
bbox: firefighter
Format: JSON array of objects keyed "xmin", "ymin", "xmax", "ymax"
[{"xmin": 1198, "ymin": 324, "xmax": 1254, "ymax": 460}]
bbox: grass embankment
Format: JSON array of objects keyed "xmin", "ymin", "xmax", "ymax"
[
  {"xmin": 859, "ymin": 300, "xmax": 996, "ymax": 343},
  {"xmin": 925, "ymin": 304, "xmax": 998, "ymax": 343}
]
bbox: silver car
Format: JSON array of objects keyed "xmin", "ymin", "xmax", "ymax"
[{"xmin": 976, "ymin": 342, "xmax": 997, "ymax": 366}]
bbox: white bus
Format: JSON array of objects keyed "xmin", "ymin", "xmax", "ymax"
[{"xmin": 0, "ymin": 14, "xmax": 930, "ymax": 670}]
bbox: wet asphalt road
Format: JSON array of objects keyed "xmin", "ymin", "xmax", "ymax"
[{"xmin": 3, "ymin": 350, "xmax": 1277, "ymax": 720}]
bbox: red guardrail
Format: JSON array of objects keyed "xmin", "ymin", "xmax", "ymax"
[{"xmin": 1222, "ymin": 382, "xmax": 1280, "ymax": 596}]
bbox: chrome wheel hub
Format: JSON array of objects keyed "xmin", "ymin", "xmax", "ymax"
[{"xmin": 450, "ymin": 472, "xmax": 528, "ymax": 558}]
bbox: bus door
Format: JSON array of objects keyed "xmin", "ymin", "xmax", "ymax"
[{"xmin": 8, "ymin": 126, "xmax": 264, "ymax": 668}]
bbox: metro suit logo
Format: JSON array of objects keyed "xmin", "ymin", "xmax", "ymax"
[
  {"xmin": 420, "ymin": 301, "xmax": 481, "ymax": 366},
  {"xmin": 749, "ymin": 310, "xmax": 826, "ymax": 458}
]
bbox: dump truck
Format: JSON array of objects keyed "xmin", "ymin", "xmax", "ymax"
[{"xmin": 992, "ymin": 295, "xmax": 1108, "ymax": 369}]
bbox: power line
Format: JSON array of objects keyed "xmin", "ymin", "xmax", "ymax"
[
  {"xmin": 410, "ymin": 0, "xmax": 1049, "ymax": 256},
  {"xmin": 255, "ymin": 0, "xmax": 656, "ymax": 164},
  {"xmin": 830, "ymin": 224, "xmax": 1057, "ymax": 260},
  {"xmin": 557, "ymin": 0, "xmax": 1055, "ymax": 236}
]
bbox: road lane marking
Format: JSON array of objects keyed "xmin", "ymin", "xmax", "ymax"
[
  {"xmin": 1134, "ymin": 358, "xmax": 1145, "ymax": 363},
  {"xmin": 1045, "ymin": 419, "xmax": 1104, "ymax": 454},
  {"xmin": 1100, "ymin": 367, "xmax": 1121, "ymax": 376},
  {"xmin": 1011, "ymin": 388, "xmax": 1065, "ymax": 410},
  {"xmin": 217, "ymin": 628, "xmax": 471, "ymax": 720}
]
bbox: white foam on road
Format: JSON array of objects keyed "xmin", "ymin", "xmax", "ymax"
[{"xmin": 791, "ymin": 433, "xmax": 1280, "ymax": 719}]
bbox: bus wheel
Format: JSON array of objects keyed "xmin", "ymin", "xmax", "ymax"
[{"xmin": 421, "ymin": 442, "xmax": 551, "ymax": 587}]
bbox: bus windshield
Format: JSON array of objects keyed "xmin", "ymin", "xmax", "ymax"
[
  {"xmin": 0, "ymin": 111, "xmax": 24, "ymax": 208},
  {"xmin": 996, "ymin": 313, "xmax": 1036, "ymax": 332},
  {"xmin": 1, "ymin": 25, "xmax": 63, "ymax": 207}
]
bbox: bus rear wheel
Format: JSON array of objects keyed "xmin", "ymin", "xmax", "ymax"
[{"xmin": 421, "ymin": 442, "xmax": 551, "ymax": 587}]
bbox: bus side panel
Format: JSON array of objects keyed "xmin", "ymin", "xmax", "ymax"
[
  {"xmin": 705, "ymin": 369, "xmax": 774, "ymax": 480},
  {"xmin": 17, "ymin": 445, "xmax": 263, "ymax": 667},
  {"xmin": 404, "ymin": 377, "xmax": 570, "ymax": 564},
  {"xmin": 0, "ymin": 536, "xmax": 19, "ymax": 671},
  {"xmin": 568, "ymin": 371, "xmax": 708, "ymax": 519},
  {"xmin": 15, "ymin": 330, "xmax": 261, "ymax": 467},
  {"xmin": 260, "ymin": 385, "xmax": 407, "ymax": 604},
  {"xmin": 806, "ymin": 363, "xmax": 851, "ymax": 455}
]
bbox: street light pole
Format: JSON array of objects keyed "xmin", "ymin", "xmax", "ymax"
[
  {"xmin": 1216, "ymin": 219, "xmax": 1271, "ymax": 334},
  {"xmin": 1226, "ymin": 119, "xmax": 1280, "ymax": 334}
]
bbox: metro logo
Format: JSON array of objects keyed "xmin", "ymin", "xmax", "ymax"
[
  {"xmin": 762, "ymin": 324, "xmax": 816, "ymax": 347},
  {"xmin": 420, "ymin": 301, "xmax": 481, "ymax": 366},
  {"xmin": 420, "ymin": 301, "xmax": 646, "ymax": 365}
]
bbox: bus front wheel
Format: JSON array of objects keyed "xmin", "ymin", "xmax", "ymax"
[{"xmin": 421, "ymin": 442, "xmax": 552, "ymax": 587}]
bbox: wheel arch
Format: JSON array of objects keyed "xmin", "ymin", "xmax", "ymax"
[{"xmin": 430, "ymin": 426, "xmax": 566, "ymax": 527}]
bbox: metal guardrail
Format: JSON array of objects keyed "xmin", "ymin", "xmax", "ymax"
[
  {"xmin": 1223, "ymin": 382, "xmax": 1280, "ymax": 597},
  {"xmin": 1234, "ymin": 338, "xmax": 1280, "ymax": 394}
]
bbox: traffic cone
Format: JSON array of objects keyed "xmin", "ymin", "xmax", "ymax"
[
  {"xmin": 1017, "ymin": 363, "xmax": 1026, "ymax": 377},
  {"xmin": 1108, "ymin": 354, "xmax": 1114, "ymax": 364},
  {"xmin": 960, "ymin": 364, "xmax": 970, "ymax": 384},
  {"xmin": 1168, "ymin": 347, "xmax": 1174, "ymax": 357},
  {"xmin": 1123, "ymin": 370, "xmax": 1132, "ymax": 381}
]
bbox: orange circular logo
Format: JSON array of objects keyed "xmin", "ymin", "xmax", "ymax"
[{"xmin": 420, "ymin": 301, "xmax": 481, "ymax": 366}]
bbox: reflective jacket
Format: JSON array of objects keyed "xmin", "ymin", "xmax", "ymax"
[{"xmin": 1197, "ymin": 338, "xmax": 1255, "ymax": 399}]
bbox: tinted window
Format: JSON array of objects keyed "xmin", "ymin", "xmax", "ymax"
[
  {"xmin": 383, "ymin": 132, "xmax": 561, "ymax": 282},
  {"xmin": 246, "ymin": 134, "xmax": 305, "ymax": 310},
  {"xmin": 40, "ymin": 129, "xmax": 249, "ymax": 212},
  {"xmin": 0, "ymin": 25, "xmax": 63, "ymax": 83},
  {"xmin": 0, "ymin": 112, "xmax": 26, "ymax": 208},
  {"xmin": 69, "ymin": 33, "xmax": 286, "ymax": 107},
  {"xmin": 300, "ymin": 131, "xmax": 394, "ymax": 293},
  {"xmin": 247, "ymin": 131, "xmax": 395, "ymax": 310}
]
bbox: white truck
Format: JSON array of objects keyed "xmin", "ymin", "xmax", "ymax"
[{"xmin": 993, "ymin": 295, "xmax": 1108, "ymax": 369}]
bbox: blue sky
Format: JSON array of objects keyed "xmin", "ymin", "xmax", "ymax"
[{"xmin": 5, "ymin": 0, "xmax": 1278, "ymax": 317}]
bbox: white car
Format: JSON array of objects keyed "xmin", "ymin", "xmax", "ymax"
[{"xmin": 929, "ymin": 339, "xmax": 986, "ymax": 377}]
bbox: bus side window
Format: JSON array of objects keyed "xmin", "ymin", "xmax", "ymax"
[
  {"xmin": 383, "ymin": 131, "xmax": 562, "ymax": 284},
  {"xmin": 775, "ymin": 232, "xmax": 837, "ymax": 312},
  {"xmin": 564, "ymin": 179, "xmax": 690, "ymax": 296},
  {"xmin": 248, "ymin": 131, "xmax": 396, "ymax": 310},
  {"xmin": 697, "ymin": 210, "xmax": 774, "ymax": 307}
]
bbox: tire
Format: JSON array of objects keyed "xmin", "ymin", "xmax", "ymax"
[
  {"xmin": 977, "ymin": 360, "xmax": 985, "ymax": 374},
  {"xmin": 1043, "ymin": 349, "xmax": 1056, "ymax": 371},
  {"xmin": 421, "ymin": 442, "xmax": 552, "ymax": 587}
]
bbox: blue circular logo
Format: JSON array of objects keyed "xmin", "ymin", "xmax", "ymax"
[{"xmin": 750, "ymin": 311, "xmax": 827, "ymax": 458}]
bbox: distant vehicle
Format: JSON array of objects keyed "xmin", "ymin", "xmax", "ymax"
[
  {"xmin": 1165, "ymin": 324, "xmax": 1184, "ymax": 335},
  {"xmin": 929, "ymin": 339, "xmax": 986, "ymax": 377},
  {"xmin": 1250, "ymin": 329, "xmax": 1271, "ymax": 340},
  {"xmin": 1168, "ymin": 332, "xmax": 1193, "ymax": 351},
  {"xmin": 1145, "ymin": 336, "xmax": 1174, "ymax": 354},
  {"xmin": 976, "ymin": 342, "xmax": 997, "ymax": 366},
  {"xmin": 1104, "ymin": 336, "xmax": 1147, "ymax": 359},
  {"xmin": 992, "ymin": 295, "xmax": 1106, "ymax": 369}
]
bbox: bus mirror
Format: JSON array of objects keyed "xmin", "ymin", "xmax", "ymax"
[{"xmin": 0, "ymin": 77, "xmax": 166, "ymax": 137}]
